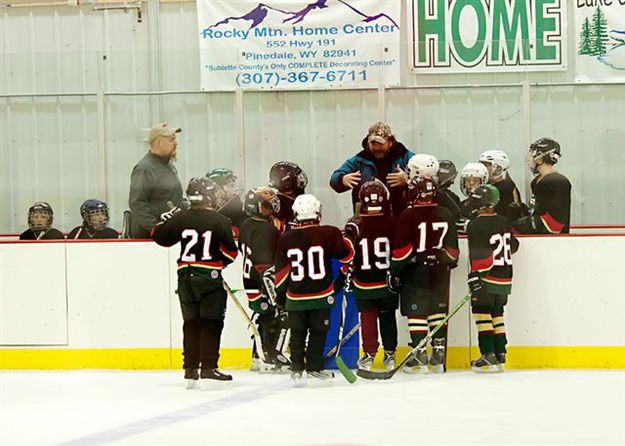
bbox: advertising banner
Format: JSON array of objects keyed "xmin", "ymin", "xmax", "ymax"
[
  {"xmin": 575, "ymin": 2, "xmax": 625, "ymax": 83},
  {"xmin": 408, "ymin": 0, "xmax": 567, "ymax": 74},
  {"xmin": 197, "ymin": 0, "xmax": 401, "ymax": 91}
]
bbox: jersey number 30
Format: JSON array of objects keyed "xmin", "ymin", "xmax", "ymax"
[{"xmin": 287, "ymin": 246, "xmax": 326, "ymax": 281}]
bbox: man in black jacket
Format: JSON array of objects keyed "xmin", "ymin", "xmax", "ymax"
[{"xmin": 128, "ymin": 123, "xmax": 185, "ymax": 238}]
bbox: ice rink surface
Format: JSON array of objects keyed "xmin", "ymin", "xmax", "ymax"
[{"xmin": 1, "ymin": 369, "xmax": 624, "ymax": 446}]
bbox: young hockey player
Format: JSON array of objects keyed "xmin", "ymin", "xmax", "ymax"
[
  {"xmin": 67, "ymin": 199, "xmax": 119, "ymax": 239},
  {"xmin": 457, "ymin": 162, "xmax": 490, "ymax": 233},
  {"xmin": 406, "ymin": 153, "xmax": 439, "ymax": 181},
  {"xmin": 389, "ymin": 177, "xmax": 459, "ymax": 373},
  {"xmin": 344, "ymin": 180, "xmax": 398, "ymax": 371},
  {"xmin": 153, "ymin": 177, "xmax": 238, "ymax": 388},
  {"xmin": 479, "ymin": 150, "xmax": 524, "ymax": 221},
  {"xmin": 436, "ymin": 160, "xmax": 462, "ymax": 223},
  {"xmin": 466, "ymin": 185, "xmax": 520, "ymax": 372},
  {"xmin": 274, "ymin": 194, "xmax": 354, "ymax": 383},
  {"xmin": 515, "ymin": 138, "xmax": 571, "ymax": 234},
  {"xmin": 19, "ymin": 202, "xmax": 65, "ymax": 240},
  {"xmin": 206, "ymin": 168, "xmax": 247, "ymax": 233},
  {"xmin": 268, "ymin": 161, "xmax": 308, "ymax": 231},
  {"xmin": 238, "ymin": 186, "xmax": 290, "ymax": 373}
]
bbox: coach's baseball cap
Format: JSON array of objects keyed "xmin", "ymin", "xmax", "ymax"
[
  {"xmin": 367, "ymin": 122, "xmax": 393, "ymax": 144},
  {"xmin": 148, "ymin": 123, "xmax": 182, "ymax": 144}
]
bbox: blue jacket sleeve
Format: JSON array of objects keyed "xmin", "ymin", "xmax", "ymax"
[{"xmin": 330, "ymin": 155, "xmax": 360, "ymax": 193}]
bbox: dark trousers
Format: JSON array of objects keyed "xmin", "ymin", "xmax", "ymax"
[
  {"xmin": 177, "ymin": 273, "xmax": 227, "ymax": 370},
  {"xmin": 288, "ymin": 308, "xmax": 331, "ymax": 372}
]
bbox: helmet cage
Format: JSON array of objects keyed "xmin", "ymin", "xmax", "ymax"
[{"xmin": 28, "ymin": 203, "xmax": 53, "ymax": 232}]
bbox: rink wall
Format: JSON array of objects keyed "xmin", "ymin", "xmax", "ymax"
[{"xmin": 1, "ymin": 235, "xmax": 624, "ymax": 370}]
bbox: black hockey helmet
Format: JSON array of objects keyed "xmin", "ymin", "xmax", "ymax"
[
  {"xmin": 206, "ymin": 168, "xmax": 237, "ymax": 187},
  {"xmin": 406, "ymin": 176, "xmax": 437, "ymax": 206},
  {"xmin": 437, "ymin": 160, "xmax": 458, "ymax": 189},
  {"xmin": 269, "ymin": 161, "xmax": 308, "ymax": 192},
  {"xmin": 186, "ymin": 177, "xmax": 221, "ymax": 209},
  {"xmin": 529, "ymin": 138, "xmax": 561, "ymax": 165},
  {"xmin": 80, "ymin": 199, "xmax": 109, "ymax": 231},
  {"xmin": 28, "ymin": 202, "xmax": 54, "ymax": 231},
  {"xmin": 465, "ymin": 184, "xmax": 500, "ymax": 216},
  {"xmin": 243, "ymin": 187, "xmax": 280, "ymax": 218},
  {"xmin": 358, "ymin": 179, "xmax": 390, "ymax": 214}
]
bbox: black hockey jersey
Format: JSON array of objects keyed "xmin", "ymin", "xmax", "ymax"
[
  {"xmin": 467, "ymin": 213, "xmax": 520, "ymax": 295},
  {"xmin": 238, "ymin": 216, "xmax": 280, "ymax": 314},
  {"xmin": 391, "ymin": 204, "xmax": 459, "ymax": 275},
  {"xmin": 530, "ymin": 172, "xmax": 571, "ymax": 234},
  {"xmin": 493, "ymin": 176, "xmax": 522, "ymax": 220},
  {"xmin": 218, "ymin": 196, "xmax": 247, "ymax": 237},
  {"xmin": 19, "ymin": 228, "xmax": 65, "ymax": 240},
  {"xmin": 67, "ymin": 226, "xmax": 119, "ymax": 240},
  {"xmin": 275, "ymin": 224, "xmax": 354, "ymax": 311},
  {"xmin": 350, "ymin": 214, "xmax": 396, "ymax": 300},
  {"xmin": 152, "ymin": 208, "xmax": 238, "ymax": 282},
  {"xmin": 438, "ymin": 189, "xmax": 462, "ymax": 223}
]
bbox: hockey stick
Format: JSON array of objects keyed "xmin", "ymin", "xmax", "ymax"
[
  {"xmin": 325, "ymin": 321, "xmax": 360, "ymax": 359},
  {"xmin": 356, "ymin": 293, "xmax": 471, "ymax": 380},
  {"xmin": 222, "ymin": 280, "xmax": 267, "ymax": 363},
  {"xmin": 334, "ymin": 290, "xmax": 357, "ymax": 384}
]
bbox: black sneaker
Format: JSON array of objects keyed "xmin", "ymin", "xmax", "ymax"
[
  {"xmin": 184, "ymin": 368, "xmax": 199, "ymax": 389},
  {"xmin": 471, "ymin": 353, "xmax": 499, "ymax": 373},
  {"xmin": 200, "ymin": 369, "xmax": 233, "ymax": 381}
]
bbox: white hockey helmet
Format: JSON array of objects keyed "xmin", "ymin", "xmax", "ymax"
[
  {"xmin": 292, "ymin": 194, "xmax": 322, "ymax": 222},
  {"xmin": 460, "ymin": 162, "xmax": 489, "ymax": 197},
  {"xmin": 408, "ymin": 154, "xmax": 439, "ymax": 181},
  {"xmin": 479, "ymin": 149, "xmax": 510, "ymax": 182}
]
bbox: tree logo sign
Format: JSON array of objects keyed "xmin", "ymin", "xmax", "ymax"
[{"xmin": 575, "ymin": 2, "xmax": 625, "ymax": 82}]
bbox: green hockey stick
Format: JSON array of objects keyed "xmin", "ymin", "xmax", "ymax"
[
  {"xmin": 334, "ymin": 288, "xmax": 357, "ymax": 384},
  {"xmin": 357, "ymin": 293, "xmax": 471, "ymax": 380}
]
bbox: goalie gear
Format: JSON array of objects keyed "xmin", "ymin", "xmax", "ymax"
[
  {"xmin": 407, "ymin": 154, "xmax": 439, "ymax": 181},
  {"xmin": 80, "ymin": 199, "xmax": 110, "ymax": 231},
  {"xmin": 292, "ymin": 194, "xmax": 321, "ymax": 223},
  {"xmin": 243, "ymin": 187, "xmax": 280, "ymax": 218},
  {"xmin": 405, "ymin": 176, "xmax": 437, "ymax": 206},
  {"xmin": 460, "ymin": 163, "xmax": 489, "ymax": 197},
  {"xmin": 437, "ymin": 160, "xmax": 457, "ymax": 189},
  {"xmin": 358, "ymin": 179, "xmax": 389, "ymax": 214},
  {"xmin": 269, "ymin": 161, "xmax": 308, "ymax": 192},
  {"xmin": 27, "ymin": 202, "xmax": 54, "ymax": 232},
  {"xmin": 186, "ymin": 177, "xmax": 221, "ymax": 209},
  {"xmin": 479, "ymin": 149, "xmax": 510, "ymax": 182}
]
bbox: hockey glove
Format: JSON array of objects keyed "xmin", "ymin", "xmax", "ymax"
[
  {"xmin": 261, "ymin": 266, "xmax": 277, "ymax": 305},
  {"xmin": 386, "ymin": 271, "xmax": 402, "ymax": 294},
  {"xmin": 512, "ymin": 216, "xmax": 535, "ymax": 234},
  {"xmin": 507, "ymin": 202, "xmax": 529, "ymax": 221},
  {"xmin": 467, "ymin": 272, "xmax": 486, "ymax": 300}
]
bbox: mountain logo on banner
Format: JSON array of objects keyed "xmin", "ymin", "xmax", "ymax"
[
  {"xmin": 202, "ymin": 0, "xmax": 399, "ymax": 33},
  {"xmin": 578, "ymin": 6, "xmax": 625, "ymax": 70}
]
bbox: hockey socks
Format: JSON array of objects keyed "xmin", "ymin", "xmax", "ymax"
[
  {"xmin": 360, "ymin": 308, "xmax": 380, "ymax": 354},
  {"xmin": 472, "ymin": 306, "xmax": 495, "ymax": 355},
  {"xmin": 492, "ymin": 305, "xmax": 507, "ymax": 355}
]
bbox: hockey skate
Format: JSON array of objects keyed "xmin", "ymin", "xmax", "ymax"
[
  {"xmin": 383, "ymin": 350, "xmax": 396, "ymax": 371},
  {"xmin": 307, "ymin": 370, "xmax": 335, "ymax": 386},
  {"xmin": 495, "ymin": 352, "xmax": 506, "ymax": 372},
  {"xmin": 184, "ymin": 368, "xmax": 199, "ymax": 390},
  {"xmin": 291, "ymin": 371, "xmax": 304, "ymax": 386},
  {"xmin": 403, "ymin": 348, "xmax": 429, "ymax": 374},
  {"xmin": 429, "ymin": 338, "xmax": 446, "ymax": 373},
  {"xmin": 250, "ymin": 354, "xmax": 260, "ymax": 372},
  {"xmin": 471, "ymin": 353, "xmax": 499, "ymax": 373},
  {"xmin": 260, "ymin": 351, "xmax": 292, "ymax": 374},
  {"xmin": 357, "ymin": 353, "xmax": 375, "ymax": 371},
  {"xmin": 200, "ymin": 369, "xmax": 233, "ymax": 390}
]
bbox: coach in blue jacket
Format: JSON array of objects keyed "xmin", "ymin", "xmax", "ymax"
[{"xmin": 330, "ymin": 122, "xmax": 414, "ymax": 217}]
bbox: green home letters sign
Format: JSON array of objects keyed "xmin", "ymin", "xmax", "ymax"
[{"xmin": 409, "ymin": 0, "xmax": 567, "ymax": 73}]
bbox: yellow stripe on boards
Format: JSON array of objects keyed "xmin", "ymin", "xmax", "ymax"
[{"xmin": 2, "ymin": 346, "xmax": 624, "ymax": 370}]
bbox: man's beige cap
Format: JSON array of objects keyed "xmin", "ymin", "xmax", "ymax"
[
  {"xmin": 367, "ymin": 121, "xmax": 393, "ymax": 144},
  {"xmin": 148, "ymin": 123, "xmax": 182, "ymax": 144}
]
